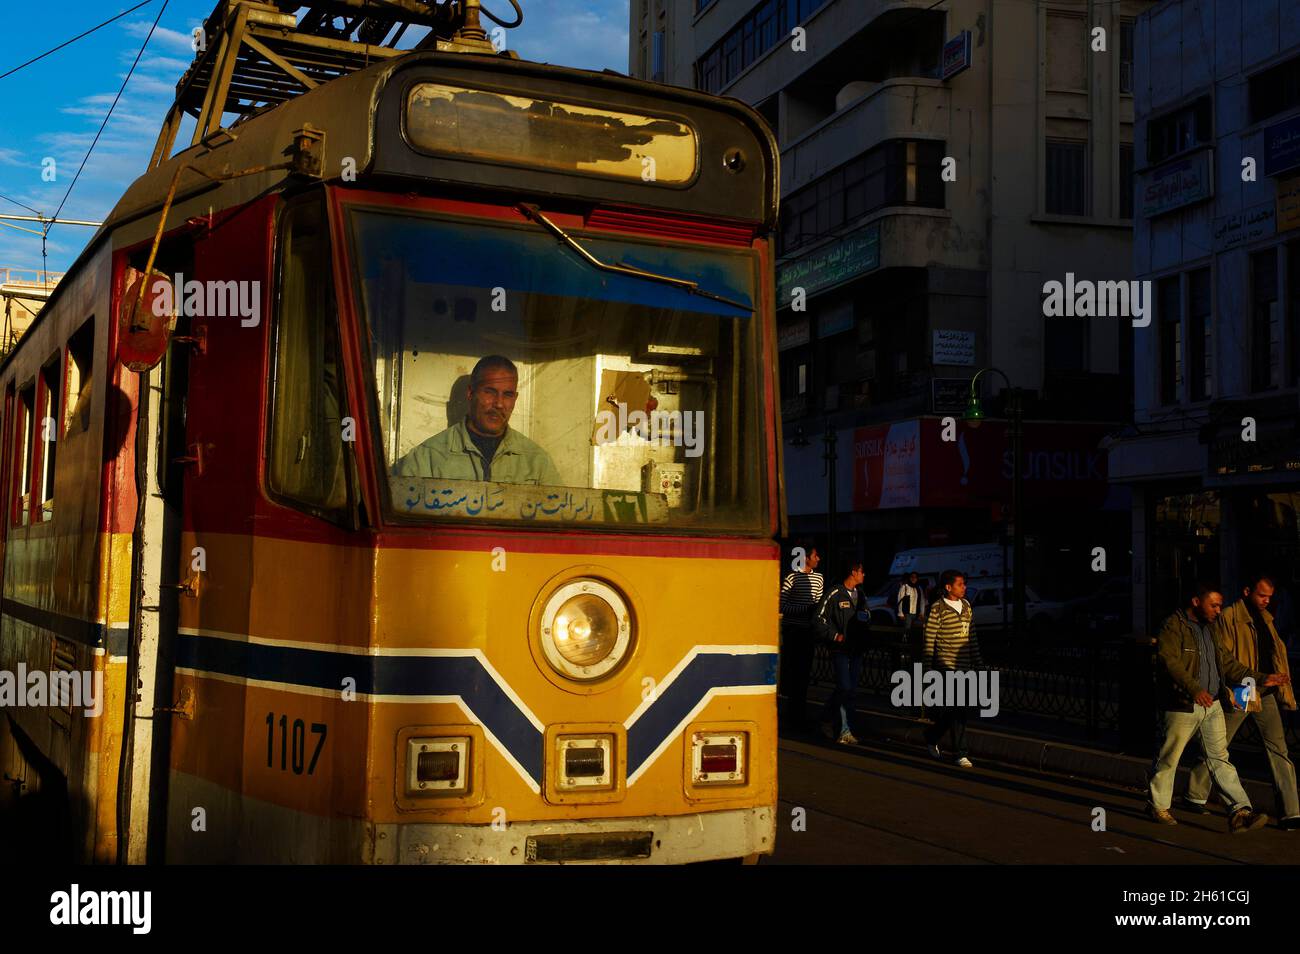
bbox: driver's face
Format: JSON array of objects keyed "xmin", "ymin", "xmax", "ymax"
[{"xmin": 467, "ymin": 368, "xmax": 518, "ymax": 437}]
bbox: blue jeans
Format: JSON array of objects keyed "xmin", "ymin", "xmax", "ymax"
[
  {"xmin": 822, "ymin": 651, "xmax": 863, "ymax": 736},
  {"xmin": 1148, "ymin": 701, "xmax": 1252, "ymax": 813},
  {"xmin": 1185, "ymin": 692, "xmax": 1299, "ymax": 818}
]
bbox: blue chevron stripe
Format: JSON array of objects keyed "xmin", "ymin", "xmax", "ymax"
[
  {"xmin": 626, "ymin": 652, "xmax": 778, "ymax": 777},
  {"xmin": 174, "ymin": 632, "xmax": 776, "ymax": 789}
]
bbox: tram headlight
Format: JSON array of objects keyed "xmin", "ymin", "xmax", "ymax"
[{"xmin": 540, "ymin": 579, "xmax": 632, "ymax": 681}]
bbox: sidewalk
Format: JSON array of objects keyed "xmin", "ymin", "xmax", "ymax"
[{"xmin": 798, "ymin": 687, "xmax": 1288, "ymax": 815}]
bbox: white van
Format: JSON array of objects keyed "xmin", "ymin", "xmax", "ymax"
[
  {"xmin": 863, "ymin": 544, "xmax": 1010, "ymax": 626},
  {"xmin": 888, "ymin": 543, "xmax": 1009, "ymax": 581}
]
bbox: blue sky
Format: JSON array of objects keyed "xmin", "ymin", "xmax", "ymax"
[{"xmin": 0, "ymin": 0, "xmax": 630, "ymax": 273}]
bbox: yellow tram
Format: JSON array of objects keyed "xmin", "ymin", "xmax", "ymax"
[{"xmin": 0, "ymin": 0, "xmax": 783, "ymax": 863}]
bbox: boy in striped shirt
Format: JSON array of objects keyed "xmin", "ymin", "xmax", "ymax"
[
  {"xmin": 779, "ymin": 541, "xmax": 824, "ymax": 730},
  {"xmin": 923, "ymin": 569, "xmax": 985, "ymax": 767}
]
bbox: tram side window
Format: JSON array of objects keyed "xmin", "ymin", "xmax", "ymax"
[
  {"xmin": 268, "ymin": 200, "xmax": 349, "ymax": 517},
  {"xmin": 14, "ymin": 384, "xmax": 34, "ymax": 526},
  {"xmin": 38, "ymin": 355, "xmax": 60, "ymax": 520},
  {"xmin": 66, "ymin": 318, "xmax": 93, "ymax": 435}
]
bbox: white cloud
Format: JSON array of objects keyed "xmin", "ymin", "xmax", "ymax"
[{"xmin": 121, "ymin": 20, "xmax": 199, "ymax": 55}]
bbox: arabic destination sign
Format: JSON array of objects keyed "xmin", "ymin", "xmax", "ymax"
[
  {"xmin": 1212, "ymin": 201, "xmax": 1276, "ymax": 252},
  {"xmin": 1141, "ymin": 149, "xmax": 1213, "ymax": 218},
  {"xmin": 392, "ymin": 478, "xmax": 670, "ymax": 524},
  {"xmin": 777, "ymin": 223, "xmax": 880, "ymax": 303},
  {"xmin": 942, "ymin": 31, "xmax": 972, "ymax": 81},
  {"xmin": 1264, "ymin": 114, "xmax": 1300, "ymax": 178}
]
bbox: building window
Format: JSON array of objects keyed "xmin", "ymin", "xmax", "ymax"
[
  {"xmin": 1188, "ymin": 268, "xmax": 1212, "ymax": 401},
  {"xmin": 1046, "ymin": 139, "xmax": 1089, "ymax": 216},
  {"xmin": 694, "ymin": 0, "xmax": 831, "ymax": 93},
  {"xmin": 1119, "ymin": 143, "xmax": 1134, "ymax": 218},
  {"xmin": 1119, "ymin": 19, "xmax": 1135, "ymax": 94},
  {"xmin": 1158, "ymin": 276, "xmax": 1182, "ymax": 405},
  {"xmin": 1248, "ymin": 53, "xmax": 1300, "ymax": 124},
  {"xmin": 1045, "ymin": 314, "xmax": 1088, "ymax": 374},
  {"xmin": 780, "ymin": 140, "xmax": 945, "ymax": 255},
  {"xmin": 1147, "ymin": 96, "xmax": 1212, "ymax": 165},
  {"xmin": 651, "ymin": 31, "xmax": 665, "ymax": 83},
  {"xmin": 1046, "ymin": 13, "xmax": 1087, "ymax": 91},
  {"xmin": 1251, "ymin": 249, "xmax": 1281, "ymax": 392}
]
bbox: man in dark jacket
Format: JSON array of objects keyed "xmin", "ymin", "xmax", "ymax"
[
  {"xmin": 816, "ymin": 560, "xmax": 868, "ymax": 745},
  {"xmin": 1185, "ymin": 575, "xmax": 1298, "ymax": 828},
  {"xmin": 1148, "ymin": 583, "xmax": 1291, "ymax": 833}
]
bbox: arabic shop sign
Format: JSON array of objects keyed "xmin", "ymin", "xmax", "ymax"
[
  {"xmin": 1212, "ymin": 201, "xmax": 1276, "ymax": 252},
  {"xmin": 1279, "ymin": 174, "xmax": 1300, "ymax": 233},
  {"xmin": 932, "ymin": 329, "xmax": 976, "ymax": 366},
  {"xmin": 778, "ymin": 318, "xmax": 810, "ymax": 351},
  {"xmin": 942, "ymin": 31, "xmax": 972, "ymax": 81},
  {"xmin": 1264, "ymin": 114, "xmax": 1300, "ymax": 178},
  {"xmin": 1141, "ymin": 149, "xmax": 1213, "ymax": 218},
  {"xmin": 777, "ymin": 223, "xmax": 880, "ymax": 303},
  {"xmin": 932, "ymin": 378, "xmax": 972, "ymax": 414}
]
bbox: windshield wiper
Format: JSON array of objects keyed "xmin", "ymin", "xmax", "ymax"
[{"xmin": 515, "ymin": 202, "xmax": 754, "ymax": 313}]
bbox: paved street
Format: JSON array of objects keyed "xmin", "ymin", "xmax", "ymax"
[{"xmin": 764, "ymin": 731, "xmax": 1298, "ymax": 864}]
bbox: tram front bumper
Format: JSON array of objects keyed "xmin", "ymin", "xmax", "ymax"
[{"xmin": 371, "ymin": 806, "xmax": 775, "ymax": 865}]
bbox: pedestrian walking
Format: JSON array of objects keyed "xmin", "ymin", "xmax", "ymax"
[
  {"xmin": 1147, "ymin": 583, "xmax": 1290, "ymax": 833},
  {"xmin": 815, "ymin": 560, "xmax": 868, "ymax": 745},
  {"xmin": 779, "ymin": 540, "xmax": 824, "ymax": 731},
  {"xmin": 922, "ymin": 569, "xmax": 984, "ymax": 768},
  {"xmin": 896, "ymin": 571, "xmax": 928, "ymax": 644},
  {"xmin": 1183, "ymin": 575, "xmax": 1299, "ymax": 829}
]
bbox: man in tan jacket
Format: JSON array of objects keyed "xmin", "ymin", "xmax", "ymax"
[{"xmin": 1185, "ymin": 575, "xmax": 1299, "ymax": 829}]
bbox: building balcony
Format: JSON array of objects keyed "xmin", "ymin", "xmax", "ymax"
[
  {"xmin": 781, "ymin": 78, "xmax": 950, "ymax": 194},
  {"xmin": 718, "ymin": 0, "xmax": 946, "ymax": 109},
  {"xmin": 777, "ymin": 207, "xmax": 980, "ymax": 301}
]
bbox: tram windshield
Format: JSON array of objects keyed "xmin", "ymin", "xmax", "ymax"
[{"xmin": 347, "ymin": 207, "xmax": 767, "ymax": 532}]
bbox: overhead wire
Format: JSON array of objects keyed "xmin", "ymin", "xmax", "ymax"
[
  {"xmin": 0, "ymin": 1, "xmax": 155, "ymax": 82},
  {"xmin": 46, "ymin": 0, "xmax": 170, "ymax": 234},
  {"xmin": 0, "ymin": 191, "xmax": 44, "ymax": 216}
]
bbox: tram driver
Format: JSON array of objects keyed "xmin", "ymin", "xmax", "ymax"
[{"xmin": 393, "ymin": 354, "xmax": 563, "ymax": 485}]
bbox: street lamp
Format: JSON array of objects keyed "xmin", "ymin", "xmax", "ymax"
[{"xmin": 964, "ymin": 367, "xmax": 1025, "ymax": 643}]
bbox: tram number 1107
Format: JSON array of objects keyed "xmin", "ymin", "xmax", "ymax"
[{"xmin": 265, "ymin": 712, "xmax": 328, "ymax": 775}]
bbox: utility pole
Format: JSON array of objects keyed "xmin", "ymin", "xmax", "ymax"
[
  {"xmin": 822, "ymin": 419, "xmax": 837, "ymax": 571},
  {"xmin": 965, "ymin": 368, "xmax": 1026, "ymax": 642}
]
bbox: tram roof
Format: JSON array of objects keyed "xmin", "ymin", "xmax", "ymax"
[{"xmin": 103, "ymin": 50, "xmax": 779, "ymax": 242}]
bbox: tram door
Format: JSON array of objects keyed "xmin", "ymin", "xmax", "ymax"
[{"xmin": 120, "ymin": 237, "xmax": 195, "ymax": 863}]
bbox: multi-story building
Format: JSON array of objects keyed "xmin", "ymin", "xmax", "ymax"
[
  {"xmin": 1112, "ymin": 0, "xmax": 1300, "ymax": 637},
  {"xmin": 631, "ymin": 0, "xmax": 1148, "ymax": 596}
]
